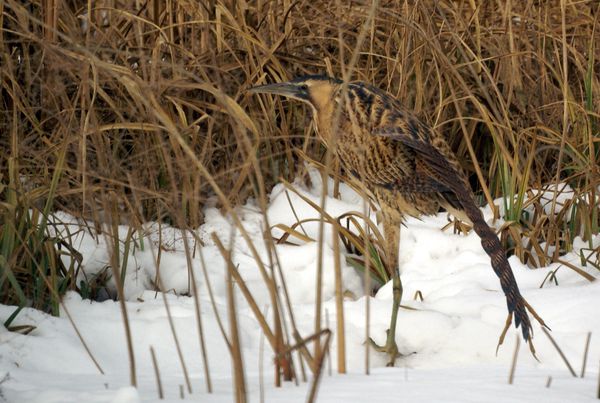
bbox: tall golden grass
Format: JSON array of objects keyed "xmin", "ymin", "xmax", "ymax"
[
  {"xmin": 1, "ymin": 0, "xmax": 599, "ymax": 398},
  {"xmin": 2, "ymin": 0, "xmax": 597, "ymax": 224}
]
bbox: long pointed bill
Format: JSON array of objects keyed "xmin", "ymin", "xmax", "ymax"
[{"xmin": 247, "ymin": 82, "xmax": 304, "ymax": 100}]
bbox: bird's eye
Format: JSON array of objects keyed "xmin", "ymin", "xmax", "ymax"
[{"xmin": 299, "ymin": 84, "xmax": 308, "ymax": 91}]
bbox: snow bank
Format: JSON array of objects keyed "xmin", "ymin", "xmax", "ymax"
[{"xmin": 1, "ymin": 171, "xmax": 599, "ymax": 402}]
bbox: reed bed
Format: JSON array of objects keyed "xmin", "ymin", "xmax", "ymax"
[{"xmin": 1, "ymin": 0, "xmax": 599, "ymax": 399}]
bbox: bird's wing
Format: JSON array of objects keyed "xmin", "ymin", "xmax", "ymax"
[
  {"xmin": 374, "ymin": 126, "xmax": 534, "ymax": 344},
  {"xmin": 379, "ymin": 174, "xmax": 450, "ymax": 194}
]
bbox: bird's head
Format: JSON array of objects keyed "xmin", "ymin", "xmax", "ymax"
[{"xmin": 248, "ymin": 75, "xmax": 342, "ymax": 114}]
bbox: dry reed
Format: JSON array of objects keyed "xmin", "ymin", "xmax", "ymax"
[{"xmin": 1, "ymin": 0, "xmax": 599, "ymax": 400}]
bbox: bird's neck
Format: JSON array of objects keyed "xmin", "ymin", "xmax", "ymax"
[{"xmin": 312, "ymin": 96, "xmax": 340, "ymax": 148}]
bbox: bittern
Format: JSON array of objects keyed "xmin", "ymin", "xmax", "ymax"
[{"xmin": 249, "ymin": 75, "xmax": 536, "ymax": 366}]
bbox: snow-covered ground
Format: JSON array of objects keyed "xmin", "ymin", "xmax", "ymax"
[{"xmin": 1, "ymin": 171, "xmax": 599, "ymax": 402}]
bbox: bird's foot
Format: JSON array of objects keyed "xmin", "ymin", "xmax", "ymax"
[{"xmin": 368, "ymin": 329, "xmax": 403, "ymax": 367}]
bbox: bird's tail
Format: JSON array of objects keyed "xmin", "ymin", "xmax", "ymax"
[
  {"xmin": 376, "ymin": 127, "xmax": 535, "ymax": 343},
  {"xmin": 449, "ymin": 181, "xmax": 533, "ymax": 342}
]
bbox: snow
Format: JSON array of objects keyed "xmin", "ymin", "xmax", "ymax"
[{"xmin": 1, "ymin": 170, "xmax": 599, "ymax": 402}]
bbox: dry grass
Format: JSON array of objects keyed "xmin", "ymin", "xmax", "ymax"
[
  {"xmin": 2, "ymin": 0, "xmax": 598, "ymax": 251},
  {"xmin": 1, "ymin": 0, "xmax": 599, "ymax": 397},
  {"xmin": 1, "ymin": 0, "xmax": 597, "ymax": 219}
]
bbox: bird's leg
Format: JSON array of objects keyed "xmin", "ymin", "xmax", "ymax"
[{"xmin": 369, "ymin": 219, "xmax": 403, "ymax": 366}]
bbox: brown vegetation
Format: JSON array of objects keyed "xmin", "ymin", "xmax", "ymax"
[{"xmin": 1, "ymin": 0, "xmax": 599, "ymax": 395}]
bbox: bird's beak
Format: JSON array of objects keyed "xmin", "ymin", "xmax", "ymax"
[{"xmin": 247, "ymin": 82, "xmax": 302, "ymax": 100}]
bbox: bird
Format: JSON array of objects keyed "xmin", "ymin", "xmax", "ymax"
[{"xmin": 249, "ymin": 74, "xmax": 538, "ymax": 366}]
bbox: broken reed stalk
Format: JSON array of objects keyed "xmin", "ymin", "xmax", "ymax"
[
  {"xmin": 150, "ymin": 346, "xmax": 164, "ymax": 400},
  {"xmin": 297, "ymin": 344, "xmax": 308, "ymax": 383},
  {"xmin": 294, "ymin": 355, "xmax": 310, "ymax": 390},
  {"xmin": 332, "ymin": 224, "xmax": 346, "ymax": 374},
  {"xmin": 253, "ymin": 328, "xmax": 330, "ymax": 400},
  {"xmin": 306, "ymin": 330, "xmax": 333, "ymax": 403},
  {"xmin": 181, "ymin": 230, "xmax": 213, "ymax": 393},
  {"xmin": 508, "ymin": 334, "xmax": 520, "ymax": 384},
  {"xmin": 271, "ymin": 230, "xmax": 313, "ymax": 382},
  {"xmin": 581, "ymin": 332, "xmax": 592, "ymax": 378},
  {"xmin": 541, "ymin": 327, "xmax": 577, "ymax": 377}
]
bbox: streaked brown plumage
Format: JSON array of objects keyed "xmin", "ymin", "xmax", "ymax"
[{"xmin": 249, "ymin": 75, "xmax": 534, "ymax": 366}]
